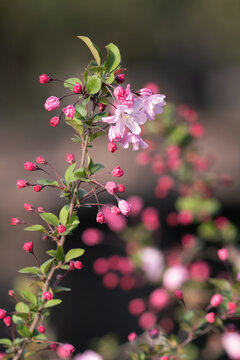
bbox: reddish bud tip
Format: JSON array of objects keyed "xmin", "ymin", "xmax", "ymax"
[
  {"xmin": 23, "ymin": 241, "xmax": 33, "ymax": 253},
  {"xmin": 98, "ymin": 103, "xmax": 107, "ymax": 112},
  {"xmin": 8, "ymin": 290, "xmax": 15, "ymax": 297},
  {"xmin": 11, "ymin": 217, "xmax": 23, "ymax": 225},
  {"xmin": 206, "ymin": 312, "xmax": 215, "ymax": 323},
  {"xmin": 210, "ymin": 294, "xmax": 223, "ymax": 307},
  {"xmin": 74, "ymin": 261, "xmax": 83, "ymax": 270},
  {"xmin": 39, "ymin": 74, "xmax": 51, "ymax": 84},
  {"xmin": 3, "ymin": 316, "xmax": 12, "ymax": 327},
  {"xmin": 116, "ymin": 74, "xmax": 125, "ymax": 83},
  {"xmin": 69, "ymin": 261, "xmax": 75, "ymax": 270},
  {"xmin": 0, "ymin": 309, "xmax": 7, "ymax": 319},
  {"xmin": 117, "ymin": 184, "xmax": 125, "ymax": 193},
  {"xmin": 175, "ymin": 290, "xmax": 183, "ymax": 299},
  {"xmin": 111, "ymin": 206, "xmax": 121, "ymax": 215},
  {"xmin": 24, "ymin": 203, "xmax": 34, "ymax": 212},
  {"xmin": 112, "ymin": 166, "xmax": 124, "ymax": 177},
  {"xmin": 43, "ymin": 291, "xmax": 53, "ymax": 301},
  {"xmin": 128, "ymin": 332, "xmax": 137, "ymax": 342},
  {"xmin": 37, "ymin": 206, "xmax": 44, "ymax": 213},
  {"xmin": 50, "ymin": 116, "xmax": 60, "ymax": 127},
  {"xmin": 108, "ymin": 142, "xmax": 117, "ymax": 153}
]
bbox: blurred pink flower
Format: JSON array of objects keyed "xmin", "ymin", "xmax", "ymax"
[
  {"xmin": 163, "ymin": 265, "xmax": 189, "ymax": 290},
  {"xmin": 82, "ymin": 228, "xmax": 103, "ymax": 246}
]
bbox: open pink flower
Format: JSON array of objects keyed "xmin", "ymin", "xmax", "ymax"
[
  {"xmin": 143, "ymin": 94, "xmax": 166, "ymax": 120},
  {"xmin": 63, "ymin": 105, "xmax": 75, "ymax": 119}
]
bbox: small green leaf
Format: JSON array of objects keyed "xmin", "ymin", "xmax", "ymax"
[
  {"xmin": 74, "ymin": 167, "xmax": 87, "ymax": 181},
  {"xmin": 97, "ymin": 97, "xmax": 109, "ymax": 105},
  {"xmin": 15, "ymin": 302, "xmax": 30, "ymax": 314},
  {"xmin": 40, "ymin": 258, "xmax": 54, "ymax": 275},
  {"xmin": 86, "ymin": 75, "xmax": 102, "ymax": 95},
  {"xmin": 59, "ymin": 264, "xmax": 70, "ymax": 270},
  {"xmin": 208, "ymin": 278, "xmax": 231, "ymax": 291},
  {"xmin": 40, "ymin": 212, "xmax": 59, "ymax": 227},
  {"xmin": 65, "ymin": 163, "xmax": 77, "ymax": 185},
  {"xmin": 44, "ymin": 299, "xmax": 62, "ymax": 308},
  {"xmin": 24, "ymin": 225, "xmax": 46, "ymax": 232},
  {"xmin": 37, "ymin": 179, "xmax": 59, "ymax": 187},
  {"xmin": 90, "ymin": 163, "xmax": 104, "ymax": 174},
  {"xmin": 77, "ymin": 188, "xmax": 88, "ymax": 200},
  {"xmin": 64, "ymin": 77, "xmax": 82, "ymax": 91},
  {"xmin": 46, "ymin": 249, "xmax": 57, "ymax": 258},
  {"xmin": 59, "ymin": 205, "xmax": 70, "ymax": 226},
  {"xmin": 105, "ymin": 43, "xmax": 121, "ymax": 73},
  {"xmin": 54, "ymin": 286, "xmax": 71, "ymax": 293},
  {"xmin": 17, "ymin": 325, "xmax": 31, "ymax": 338},
  {"xmin": 77, "ymin": 36, "xmax": 101, "ymax": 66},
  {"xmin": 12, "ymin": 315, "xmax": 24, "ymax": 326},
  {"xmin": 56, "ymin": 246, "xmax": 64, "ymax": 263},
  {"xmin": 0, "ymin": 339, "xmax": 12, "ymax": 347},
  {"xmin": 75, "ymin": 104, "xmax": 87, "ymax": 118},
  {"xmin": 19, "ymin": 267, "xmax": 41, "ymax": 276},
  {"xmin": 21, "ymin": 291, "xmax": 37, "ymax": 305},
  {"xmin": 65, "ymin": 248, "xmax": 85, "ymax": 262}
]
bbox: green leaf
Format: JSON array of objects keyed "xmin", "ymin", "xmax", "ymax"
[
  {"xmin": 54, "ymin": 286, "xmax": 71, "ymax": 293},
  {"xmin": 37, "ymin": 179, "xmax": 59, "ymax": 187},
  {"xmin": 59, "ymin": 264, "xmax": 70, "ymax": 270},
  {"xmin": 208, "ymin": 278, "xmax": 231, "ymax": 291},
  {"xmin": 46, "ymin": 249, "xmax": 57, "ymax": 258},
  {"xmin": 77, "ymin": 36, "xmax": 101, "ymax": 66},
  {"xmin": 74, "ymin": 167, "xmax": 87, "ymax": 181},
  {"xmin": 65, "ymin": 162, "xmax": 77, "ymax": 185},
  {"xmin": 97, "ymin": 97, "xmax": 109, "ymax": 105},
  {"xmin": 0, "ymin": 339, "xmax": 12, "ymax": 347},
  {"xmin": 21, "ymin": 291, "xmax": 37, "ymax": 305},
  {"xmin": 44, "ymin": 299, "xmax": 62, "ymax": 308},
  {"xmin": 40, "ymin": 258, "xmax": 54, "ymax": 275},
  {"xmin": 77, "ymin": 188, "xmax": 88, "ymax": 200},
  {"xmin": 64, "ymin": 77, "xmax": 82, "ymax": 91},
  {"xmin": 104, "ymin": 72, "xmax": 115, "ymax": 84},
  {"xmin": 15, "ymin": 302, "xmax": 30, "ymax": 314},
  {"xmin": 40, "ymin": 212, "xmax": 59, "ymax": 227},
  {"xmin": 56, "ymin": 246, "xmax": 64, "ymax": 263},
  {"xmin": 90, "ymin": 163, "xmax": 104, "ymax": 174},
  {"xmin": 24, "ymin": 225, "xmax": 46, "ymax": 232},
  {"xmin": 75, "ymin": 104, "xmax": 87, "ymax": 118},
  {"xmin": 19, "ymin": 267, "xmax": 41, "ymax": 276},
  {"xmin": 105, "ymin": 43, "xmax": 121, "ymax": 73},
  {"xmin": 86, "ymin": 75, "xmax": 102, "ymax": 95},
  {"xmin": 59, "ymin": 205, "xmax": 70, "ymax": 226},
  {"xmin": 12, "ymin": 315, "xmax": 24, "ymax": 326},
  {"xmin": 65, "ymin": 248, "xmax": 85, "ymax": 262},
  {"xmin": 17, "ymin": 325, "xmax": 31, "ymax": 338}
]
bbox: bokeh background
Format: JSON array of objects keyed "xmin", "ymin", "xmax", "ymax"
[{"xmin": 1, "ymin": 0, "xmax": 240, "ymax": 356}]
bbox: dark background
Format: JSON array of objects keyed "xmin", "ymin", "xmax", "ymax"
[{"xmin": 1, "ymin": 0, "xmax": 240, "ymax": 357}]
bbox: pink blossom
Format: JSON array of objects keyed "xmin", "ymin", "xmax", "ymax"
[
  {"xmin": 93, "ymin": 258, "xmax": 109, "ymax": 275},
  {"xmin": 143, "ymin": 94, "xmax": 166, "ymax": 120},
  {"xmin": 96, "ymin": 212, "xmax": 106, "ymax": 224},
  {"xmin": 139, "ymin": 247, "xmax": 164, "ymax": 282},
  {"xmin": 57, "ymin": 344, "xmax": 75, "ymax": 359},
  {"xmin": 117, "ymin": 184, "xmax": 125, "ymax": 192},
  {"xmin": 39, "ymin": 74, "xmax": 51, "ymax": 84},
  {"xmin": 33, "ymin": 185, "xmax": 43, "ymax": 192},
  {"xmin": 82, "ymin": 228, "xmax": 102, "ymax": 246},
  {"xmin": 24, "ymin": 203, "xmax": 33, "ymax": 212},
  {"xmin": 66, "ymin": 153, "xmax": 75, "ymax": 164},
  {"xmin": 218, "ymin": 248, "xmax": 228, "ymax": 261},
  {"xmin": 0, "ymin": 309, "xmax": 6, "ymax": 319},
  {"xmin": 58, "ymin": 225, "xmax": 66, "ymax": 234},
  {"xmin": 178, "ymin": 210, "xmax": 193, "ymax": 225},
  {"xmin": 50, "ymin": 116, "xmax": 60, "ymax": 127},
  {"xmin": 38, "ymin": 325, "xmax": 45, "ymax": 333},
  {"xmin": 181, "ymin": 234, "xmax": 196, "ymax": 248},
  {"xmin": 127, "ymin": 196, "xmax": 144, "ymax": 216},
  {"xmin": 17, "ymin": 179, "xmax": 28, "ymax": 189},
  {"xmin": 189, "ymin": 261, "xmax": 210, "ymax": 282},
  {"xmin": 163, "ymin": 265, "xmax": 189, "ymax": 290},
  {"xmin": 111, "ymin": 206, "xmax": 121, "ymax": 215},
  {"xmin": 108, "ymin": 142, "xmax": 117, "ymax": 153},
  {"xmin": 144, "ymin": 82, "xmax": 160, "ymax": 94},
  {"xmin": 206, "ymin": 312, "xmax": 215, "ymax": 323},
  {"xmin": 102, "ymin": 272, "xmax": 119, "ymax": 288},
  {"xmin": 175, "ymin": 290, "xmax": 183, "ymax": 299},
  {"xmin": 128, "ymin": 299, "xmax": 146, "ymax": 316},
  {"xmin": 108, "ymin": 126, "xmax": 122, "ymax": 142},
  {"xmin": 74, "ymin": 350, "xmax": 103, "ymax": 360},
  {"xmin": 118, "ymin": 200, "xmax": 132, "ymax": 216},
  {"xmin": 102, "ymin": 206, "xmax": 127, "ymax": 232},
  {"xmin": 63, "ymin": 105, "xmax": 75, "ymax": 119},
  {"xmin": 12, "ymin": 217, "xmax": 23, "ymax": 225},
  {"xmin": 210, "ymin": 294, "xmax": 223, "ymax": 307},
  {"xmin": 136, "ymin": 151, "xmax": 151, "ymax": 166},
  {"xmin": 138, "ymin": 311, "xmax": 157, "ymax": 330},
  {"xmin": 148, "ymin": 328, "xmax": 159, "ymax": 339},
  {"xmin": 128, "ymin": 332, "xmax": 137, "ymax": 342},
  {"xmin": 36, "ymin": 156, "xmax": 47, "ymax": 165},
  {"xmin": 44, "ymin": 96, "xmax": 60, "ymax": 111},
  {"xmin": 116, "ymin": 74, "xmax": 125, "ymax": 83},
  {"xmin": 113, "ymin": 84, "xmax": 135, "ymax": 107},
  {"xmin": 105, "ymin": 181, "xmax": 117, "ymax": 195},
  {"xmin": 43, "ymin": 291, "xmax": 53, "ymax": 301},
  {"xmin": 157, "ymin": 176, "xmax": 174, "ymax": 191},
  {"xmin": 149, "ymin": 288, "xmax": 169, "ymax": 310},
  {"xmin": 24, "ymin": 161, "xmax": 37, "ymax": 171},
  {"xmin": 189, "ymin": 123, "xmax": 205, "ymax": 138},
  {"xmin": 120, "ymin": 275, "xmax": 135, "ymax": 291},
  {"xmin": 141, "ymin": 207, "xmax": 160, "ymax": 231},
  {"xmin": 117, "ymin": 133, "xmax": 148, "ymax": 151},
  {"xmin": 228, "ymin": 302, "xmax": 237, "ymax": 314},
  {"xmin": 73, "ymin": 82, "xmax": 82, "ymax": 94},
  {"xmin": 112, "ymin": 166, "xmax": 124, "ymax": 177},
  {"xmin": 23, "ymin": 241, "xmax": 33, "ymax": 253},
  {"xmin": 138, "ymin": 88, "xmax": 153, "ymax": 97},
  {"xmin": 166, "ymin": 212, "xmax": 179, "ymax": 227},
  {"xmin": 3, "ymin": 316, "xmax": 12, "ymax": 327},
  {"xmin": 222, "ymin": 332, "xmax": 240, "ymax": 359}
]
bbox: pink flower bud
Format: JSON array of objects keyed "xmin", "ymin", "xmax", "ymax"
[
  {"xmin": 62, "ymin": 105, "xmax": 75, "ymax": 120},
  {"xmin": 24, "ymin": 161, "xmax": 37, "ymax": 171},
  {"xmin": 38, "ymin": 325, "xmax": 45, "ymax": 334},
  {"xmin": 69, "ymin": 261, "xmax": 75, "ymax": 270},
  {"xmin": 108, "ymin": 142, "xmax": 117, "ymax": 153},
  {"xmin": 116, "ymin": 74, "xmax": 125, "ymax": 83},
  {"xmin": 42, "ymin": 234, "xmax": 48, "ymax": 241},
  {"xmin": 175, "ymin": 290, "xmax": 183, "ymax": 299},
  {"xmin": 117, "ymin": 184, "xmax": 125, "ymax": 192},
  {"xmin": 98, "ymin": 102, "xmax": 107, "ymax": 112},
  {"xmin": 178, "ymin": 210, "xmax": 193, "ymax": 225},
  {"xmin": 228, "ymin": 302, "xmax": 237, "ymax": 313},
  {"xmin": 128, "ymin": 332, "xmax": 137, "ymax": 342},
  {"xmin": 0, "ymin": 309, "xmax": 6, "ymax": 319},
  {"xmin": 73, "ymin": 82, "xmax": 82, "ymax": 94},
  {"xmin": 43, "ymin": 291, "xmax": 53, "ymax": 301},
  {"xmin": 3, "ymin": 316, "xmax": 12, "ymax": 327},
  {"xmin": 139, "ymin": 87, "xmax": 153, "ymax": 97},
  {"xmin": 189, "ymin": 123, "xmax": 205, "ymax": 138},
  {"xmin": 96, "ymin": 212, "xmax": 106, "ymax": 224},
  {"xmin": 118, "ymin": 200, "xmax": 132, "ymax": 216},
  {"xmin": 105, "ymin": 181, "xmax": 117, "ymax": 195},
  {"xmin": 112, "ymin": 166, "xmax": 124, "ymax": 177},
  {"xmin": 33, "ymin": 185, "xmax": 43, "ymax": 192},
  {"xmin": 44, "ymin": 96, "xmax": 60, "ymax": 111},
  {"xmin": 17, "ymin": 179, "xmax": 28, "ymax": 189},
  {"xmin": 37, "ymin": 207, "xmax": 44, "ymax": 213},
  {"xmin": 210, "ymin": 294, "xmax": 223, "ymax": 307},
  {"xmin": 218, "ymin": 248, "xmax": 228, "ymax": 261},
  {"xmin": 11, "ymin": 218, "xmax": 23, "ymax": 225},
  {"xmin": 36, "ymin": 156, "xmax": 47, "ymax": 165},
  {"xmin": 8, "ymin": 290, "xmax": 14, "ymax": 297},
  {"xmin": 50, "ymin": 343, "xmax": 57, "ymax": 351},
  {"xmin": 58, "ymin": 225, "xmax": 66, "ymax": 234},
  {"xmin": 160, "ymin": 357, "xmax": 169, "ymax": 360},
  {"xmin": 50, "ymin": 116, "xmax": 60, "ymax": 127},
  {"xmin": 57, "ymin": 344, "xmax": 75, "ymax": 359},
  {"xmin": 23, "ymin": 241, "xmax": 33, "ymax": 253},
  {"xmin": 66, "ymin": 153, "xmax": 75, "ymax": 165},
  {"xmin": 148, "ymin": 328, "xmax": 159, "ymax": 339},
  {"xmin": 39, "ymin": 74, "xmax": 51, "ymax": 84},
  {"xmin": 24, "ymin": 203, "xmax": 33, "ymax": 212},
  {"xmin": 206, "ymin": 312, "xmax": 215, "ymax": 323},
  {"xmin": 111, "ymin": 206, "xmax": 121, "ymax": 215},
  {"xmin": 74, "ymin": 261, "xmax": 83, "ymax": 270}
]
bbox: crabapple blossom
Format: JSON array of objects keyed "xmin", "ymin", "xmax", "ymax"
[
  {"xmin": 17, "ymin": 179, "xmax": 28, "ymax": 189},
  {"xmin": 113, "ymin": 84, "xmax": 134, "ymax": 107},
  {"xmin": 43, "ymin": 291, "xmax": 53, "ymax": 301},
  {"xmin": 82, "ymin": 228, "xmax": 102, "ymax": 246},
  {"xmin": 24, "ymin": 203, "xmax": 33, "ymax": 212},
  {"xmin": 36, "ymin": 156, "xmax": 47, "ymax": 164},
  {"xmin": 139, "ymin": 247, "xmax": 164, "ymax": 283},
  {"xmin": 66, "ymin": 153, "xmax": 75, "ymax": 164},
  {"xmin": 33, "ymin": 185, "xmax": 43, "ymax": 192},
  {"xmin": 149, "ymin": 288, "xmax": 169, "ymax": 310},
  {"xmin": 218, "ymin": 248, "xmax": 228, "ymax": 261},
  {"xmin": 105, "ymin": 181, "xmax": 117, "ymax": 195},
  {"xmin": 222, "ymin": 332, "xmax": 240, "ymax": 359},
  {"xmin": 96, "ymin": 212, "xmax": 105, "ymax": 224},
  {"xmin": 117, "ymin": 184, "xmax": 125, "ymax": 192},
  {"xmin": 3, "ymin": 316, "xmax": 12, "ymax": 327},
  {"xmin": 74, "ymin": 261, "xmax": 83, "ymax": 270},
  {"xmin": 44, "ymin": 96, "xmax": 60, "ymax": 111},
  {"xmin": 23, "ymin": 241, "xmax": 33, "ymax": 253},
  {"xmin": 118, "ymin": 200, "xmax": 132, "ymax": 216},
  {"xmin": 73, "ymin": 82, "xmax": 82, "ymax": 94},
  {"xmin": 112, "ymin": 166, "xmax": 124, "ymax": 177},
  {"xmin": 210, "ymin": 294, "xmax": 223, "ymax": 307},
  {"xmin": 38, "ymin": 325, "xmax": 45, "ymax": 333},
  {"xmin": 206, "ymin": 312, "xmax": 215, "ymax": 323},
  {"xmin": 189, "ymin": 123, "xmax": 204, "ymax": 138},
  {"xmin": 175, "ymin": 290, "xmax": 183, "ymax": 299},
  {"xmin": 117, "ymin": 132, "xmax": 148, "ymax": 151},
  {"xmin": 139, "ymin": 311, "xmax": 157, "ymax": 330},
  {"xmin": 127, "ymin": 196, "xmax": 144, "ymax": 216},
  {"xmin": 128, "ymin": 332, "xmax": 137, "ymax": 342},
  {"xmin": 74, "ymin": 350, "xmax": 103, "ymax": 360},
  {"xmin": 63, "ymin": 105, "xmax": 75, "ymax": 119},
  {"xmin": 141, "ymin": 207, "xmax": 160, "ymax": 230},
  {"xmin": 111, "ymin": 206, "xmax": 121, "ymax": 215},
  {"xmin": 142, "ymin": 93, "xmax": 166, "ymax": 120},
  {"xmin": 50, "ymin": 116, "xmax": 60, "ymax": 127},
  {"xmin": 58, "ymin": 225, "xmax": 66, "ymax": 233},
  {"xmin": 24, "ymin": 161, "xmax": 37, "ymax": 171},
  {"xmin": 108, "ymin": 142, "xmax": 117, "ymax": 153},
  {"xmin": 128, "ymin": 299, "xmax": 146, "ymax": 316},
  {"xmin": 12, "ymin": 218, "xmax": 23, "ymax": 225},
  {"xmin": 0, "ymin": 309, "xmax": 6, "ymax": 319},
  {"xmin": 116, "ymin": 74, "xmax": 125, "ymax": 83},
  {"xmin": 57, "ymin": 344, "xmax": 75, "ymax": 359},
  {"xmin": 39, "ymin": 74, "xmax": 51, "ymax": 84},
  {"xmin": 163, "ymin": 265, "xmax": 189, "ymax": 290}
]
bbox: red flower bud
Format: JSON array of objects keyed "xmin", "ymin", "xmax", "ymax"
[
  {"xmin": 50, "ymin": 116, "xmax": 60, "ymax": 127},
  {"xmin": 117, "ymin": 184, "xmax": 125, "ymax": 192},
  {"xmin": 98, "ymin": 103, "xmax": 107, "ymax": 112},
  {"xmin": 175, "ymin": 290, "xmax": 183, "ymax": 299},
  {"xmin": 36, "ymin": 156, "xmax": 47, "ymax": 165},
  {"xmin": 128, "ymin": 332, "xmax": 137, "ymax": 342},
  {"xmin": 38, "ymin": 325, "xmax": 46, "ymax": 334},
  {"xmin": 33, "ymin": 185, "xmax": 43, "ymax": 192},
  {"xmin": 11, "ymin": 218, "xmax": 23, "ymax": 225},
  {"xmin": 111, "ymin": 206, "xmax": 121, "ymax": 215},
  {"xmin": 73, "ymin": 82, "xmax": 82, "ymax": 94},
  {"xmin": 43, "ymin": 291, "xmax": 53, "ymax": 301},
  {"xmin": 206, "ymin": 312, "xmax": 215, "ymax": 323},
  {"xmin": 108, "ymin": 142, "xmax": 117, "ymax": 153},
  {"xmin": 116, "ymin": 74, "xmax": 125, "ymax": 83},
  {"xmin": 112, "ymin": 166, "xmax": 124, "ymax": 177},
  {"xmin": 24, "ymin": 162, "xmax": 38, "ymax": 171},
  {"xmin": 17, "ymin": 180, "xmax": 28, "ymax": 189},
  {"xmin": 96, "ymin": 212, "xmax": 106, "ymax": 224},
  {"xmin": 210, "ymin": 294, "xmax": 223, "ymax": 307},
  {"xmin": 8, "ymin": 290, "xmax": 15, "ymax": 297},
  {"xmin": 23, "ymin": 241, "xmax": 33, "ymax": 253},
  {"xmin": 74, "ymin": 261, "xmax": 83, "ymax": 270},
  {"xmin": 39, "ymin": 74, "xmax": 51, "ymax": 84},
  {"xmin": 58, "ymin": 225, "xmax": 66, "ymax": 234},
  {"xmin": 0, "ymin": 309, "xmax": 6, "ymax": 319},
  {"xmin": 66, "ymin": 153, "xmax": 75, "ymax": 165},
  {"xmin": 69, "ymin": 261, "xmax": 75, "ymax": 270},
  {"xmin": 3, "ymin": 316, "xmax": 12, "ymax": 327},
  {"xmin": 24, "ymin": 203, "xmax": 34, "ymax": 212}
]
